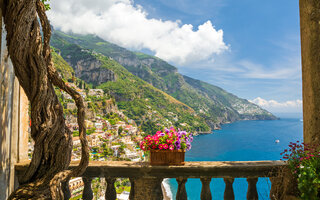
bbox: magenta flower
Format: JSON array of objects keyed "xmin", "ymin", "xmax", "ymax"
[{"xmin": 139, "ymin": 127, "xmax": 193, "ymax": 151}]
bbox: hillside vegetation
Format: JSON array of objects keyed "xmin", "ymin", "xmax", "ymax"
[
  {"xmin": 51, "ymin": 38, "xmax": 210, "ymax": 133},
  {"xmin": 51, "ymin": 30, "xmax": 277, "ymax": 133}
]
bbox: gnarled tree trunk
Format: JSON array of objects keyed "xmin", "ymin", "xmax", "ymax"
[{"xmin": 2, "ymin": 0, "xmax": 89, "ymax": 199}]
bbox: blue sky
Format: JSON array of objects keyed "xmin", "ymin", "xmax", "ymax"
[{"xmin": 48, "ymin": 0, "xmax": 302, "ymax": 113}]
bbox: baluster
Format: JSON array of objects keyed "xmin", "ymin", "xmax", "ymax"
[
  {"xmin": 247, "ymin": 178, "xmax": 258, "ymax": 200},
  {"xmin": 132, "ymin": 177, "xmax": 163, "ymax": 200},
  {"xmin": 82, "ymin": 177, "xmax": 93, "ymax": 200},
  {"xmin": 200, "ymin": 177, "xmax": 212, "ymax": 200},
  {"xmin": 224, "ymin": 178, "xmax": 235, "ymax": 200},
  {"xmin": 129, "ymin": 178, "xmax": 135, "ymax": 200},
  {"xmin": 105, "ymin": 177, "xmax": 116, "ymax": 200},
  {"xmin": 62, "ymin": 178, "xmax": 71, "ymax": 200},
  {"xmin": 156, "ymin": 178, "xmax": 164, "ymax": 199},
  {"xmin": 270, "ymin": 177, "xmax": 281, "ymax": 200},
  {"xmin": 176, "ymin": 177, "xmax": 188, "ymax": 200}
]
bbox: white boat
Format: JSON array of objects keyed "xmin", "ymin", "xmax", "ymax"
[{"xmin": 275, "ymin": 139, "xmax": 280, "ymax": 143}]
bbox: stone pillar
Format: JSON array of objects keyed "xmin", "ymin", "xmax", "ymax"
[
  {"xmin": 132, "ymin": 177, "xmax": 163, "ymax": 200},
  {"xmin": 300, "ymin": 0, "xmax": 320, "ymax": 145},
  {"xmin": 0, "ymin": 6, "xmax": 20, "ymax": 199},
  {"xmin": 82, "ymin": 177, "xmax": 93, "ymax": 200},
  {"xmin": 200, "ymin": 178, "xmax": 212, "ymax": 200},
  {"xmin": 0, "ymin": 5, "xmax": 30, "ymax": 199},
  {"xmin": 223, "ymin": 178, "xmax": 235, "ymax": 200},
  {"xmin": 105, "ymin": 177, "xmax": 116, "ymax": 200},
  {"xmin": 18, "ymin": 89, "xmax": 29, "ymax": 162},
  {"xmin": 247, "ymin": 178, "xmax": 258, "ymax": 200},
  {"xmin": 176, "ymin": 178, "xmax": 188, "ymax": 200},
  {"xmin": 8, "ymin": 78, "xmax": 20, "ymax": 192}
]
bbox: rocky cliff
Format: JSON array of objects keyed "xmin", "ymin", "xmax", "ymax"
[
  {"xmin": 51, "ymin": 30, "xmax": 277, "ymax": 131},
  {"xmin": 70, "ymin": 56, "xmax": 115, "ymax": 86}
]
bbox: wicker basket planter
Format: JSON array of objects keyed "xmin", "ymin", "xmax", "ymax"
[{"xmin": 150, "ymin": 150, "xmax": 185, "ymax": 166}]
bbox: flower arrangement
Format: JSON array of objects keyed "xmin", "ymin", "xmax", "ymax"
[
  {"xmin": 139, "ymin": 127, "xmax": 193, "ymax": 151},
  {"xmin": 281, "ymin": 141, "xmax": 320, "ymax": 200}
]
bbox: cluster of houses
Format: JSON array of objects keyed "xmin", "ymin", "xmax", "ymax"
[
  {"xmin": 61, "ymin": 84, "xmax": 105, "ymax": 111},
  {"xmin": 66, "ymin": 116, "xmax": 143, "ymax": 199},
  {"xmin": 67, "ymin": 116, "xmax": 141, "ymax": 160},
  {"xmin": 26, "ymin": 82, "xmax": 146, "ymax": 199}
]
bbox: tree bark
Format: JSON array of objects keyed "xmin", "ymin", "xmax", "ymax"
[{"xmin": 2, "ymin": 0, "xmax": 89, "ymax": 199}]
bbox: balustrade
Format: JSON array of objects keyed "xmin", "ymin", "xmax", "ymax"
[{"xmin": 15, "ymin": 160, "xmax": 285, "ymax": 200}]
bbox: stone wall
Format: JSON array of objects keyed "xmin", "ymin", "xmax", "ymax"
[
  {"xmin": 0, "ymin": 5, "xmax": 29, "ymax": 200},
  {"xmin": 300, "ymin": 0, "xmax": 320, "ymax": 146}
]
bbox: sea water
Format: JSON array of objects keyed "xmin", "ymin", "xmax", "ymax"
[{"xmin": 167, "ymin": 113, "xmax": 303, "ymax": 200}]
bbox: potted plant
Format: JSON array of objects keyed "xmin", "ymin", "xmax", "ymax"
[
  {"xmin": 280, "ymin": 141, "xmax": 320, "ymax": 200},
  {"xmin": 139, "ymin": 127, "xmax": 193, "ymax": 165}
]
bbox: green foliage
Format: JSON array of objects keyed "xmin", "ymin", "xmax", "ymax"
[
  {"xmin": 95, "ymin": 56, "xmax": 209, "ymax": 132},
  {"xmin": 118, "ymin": 126, "xmax": 123, "ymax": 135},
  {"xmin": 41, "ymin": 0, "xmax": 50, "ymax": 10},
  {"xmin": 115, "ymin": 179, "xmax": 131, "ymax": 194},
  {"xmin": 118, "ymin": 142, "xmax": 126, "ymax": 155},
  {"xmin": 86, "ymin": 128, "xmax": 96, "ymax": 135},
  {"xmin": 72, "ymin": 131, "xmax": 79, "ymax": 137},
  {"xmin": 105, "ymin": 112, "xmax": 121, "ymax": 125},
  {"xmin": 70, "ymin": 195, "xmax": 82, "ymax": 200},
  {"xmin": 298, "ymin": 166, "xmax": 320, "ymax": 200},
  {"xmin": 50, "ymin": 30, "xmax": 276, "ymax": 134},
  {"xmin": 101, "ymin": 145, "xmax": 113, "ymax": 158},
  {"xmin": 52, "ymin": 50, "xmax": 74, "ymax": 80},
  {"xmin": 281, "ymin": 141, "xmax": 320, "ymax": 199},
  {"xmin": 140, "ymin": 121, "xmax": 160, "ymax": 135}
]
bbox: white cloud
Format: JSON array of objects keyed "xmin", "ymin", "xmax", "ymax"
[
  {"xmin": 250, "ymin": 97, "xmax": 302, "ymax": 113},
  {"xmin": 238, "ymin": 59, "xmax": 301, "ymax": 80},
  {"xmin": 47, "ymin": 0, "xmax": 228, "ymax": 65}
]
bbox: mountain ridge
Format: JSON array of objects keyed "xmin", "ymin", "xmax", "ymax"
[{"xmin": 51, "ymin": 30, "xmax": 277, "ymax": 132}]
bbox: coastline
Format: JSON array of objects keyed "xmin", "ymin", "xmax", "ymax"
[
  {"xmin": 166, "ymin": 116, "xmax": 302, "ymax": 199},
  {"xmin": 162, "ymin": 179, "xmax": 173, "ymax": 200},
  {"xmin": 194, "ymin": 115, "xmax": 280, "ymax": 136},
  {"xmin": 195, "ymin": 131, "xmax": 212, "ymax": 135}
]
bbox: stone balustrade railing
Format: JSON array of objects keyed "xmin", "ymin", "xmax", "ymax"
[{"xmin": 15, "ymin": 160, "xmax": 285, "ymax": 200}]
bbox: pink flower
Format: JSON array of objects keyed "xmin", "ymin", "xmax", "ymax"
[
  {"xmin": 169, "ymin": 145, "xmax": 174, "ymax": 150},
  {"xmin": 166, "ymin": 139, "xmax": 173, "ymax": 144},
  {"xmin": 159, "ymin": 144, "xmax": 163, "ymax": 150},
  {"xmin": 163, "ymin": 144, "xmax": 169, "ymax": 149}
]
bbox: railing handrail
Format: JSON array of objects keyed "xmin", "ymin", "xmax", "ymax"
[{"xmin": 15, "ymin": 160, "xmax": 286, "ymax": 179}]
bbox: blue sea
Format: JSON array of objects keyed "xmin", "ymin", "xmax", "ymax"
[{"xmin": 167, "ymin": 113, "xmax": 303, "ymax": 200}]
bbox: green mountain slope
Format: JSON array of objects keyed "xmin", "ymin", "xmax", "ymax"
[
  {"xmin": 51, "ymin": 30, "xmax": 277, "ymax": 131},
  {"xmin": 51, "ymin": 37, "xmax": 210, "ymax": 133},
  {"xmin": 182, "ymin": 75, "xmax": 275, "ymax": 120}
]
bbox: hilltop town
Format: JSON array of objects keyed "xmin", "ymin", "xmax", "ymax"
[{"xmin": 28, "ymin": 82, "xmax": 145, "ymax": 200}]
